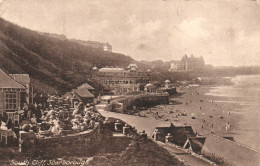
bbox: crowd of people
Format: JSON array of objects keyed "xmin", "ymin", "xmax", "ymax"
[
  {"xmin": 35, "ymin": 102, "xmax": 104, "ymax": 138},
  {"xmin": 0, "ymin": 94, "xmax": 105, "ymax": 144}
]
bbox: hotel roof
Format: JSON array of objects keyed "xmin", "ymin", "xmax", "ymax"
[{"xmin": 0, "ymin": 69, "xmax": 25, "ymax": 89}]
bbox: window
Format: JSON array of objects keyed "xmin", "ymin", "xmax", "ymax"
[{"xmin": 5, "ymin": 92, "xmax": 17, "ymax": 110}]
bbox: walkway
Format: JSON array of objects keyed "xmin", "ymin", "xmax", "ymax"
[
  {"xmin": 99, "ymin": 110, "xmax": 170, "ymax": 136},
  {"xmin": 99, "ymin": 110, "xmax": 213, "ymax": 166}
]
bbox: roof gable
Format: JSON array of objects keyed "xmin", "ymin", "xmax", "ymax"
[
  {"xmin": 187, "ymin": 137, "xmax": 206, "ymax": 153},
  {"xmin": 73, "ymin": 88, "xmax": 94, "ymax": 98},
  {"xmin": 77, "ymin": 83, "xmax": 94, "ymax": 90},
  {"xmin": 9, "ymin": 74, "xmax": 30, "ymax": 86},
  {"xmin": 0, "ymin": 69, "xmax": 25, "ymax": 89}
]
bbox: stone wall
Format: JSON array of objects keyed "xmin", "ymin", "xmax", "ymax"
[
  {"xmin": 151, "ymin": 125, "xmax": 196, "ymax": 146},
  {"xmin": 20, "ymin": 123, "xmax": 105, "ymax": 158},
  {"xmin": 111, "ymin": 93, "xmax": 169, "ymax": 113},
  {"xmin": 161, "ymin": 87, "xmax": 177, "ymax": 95}
]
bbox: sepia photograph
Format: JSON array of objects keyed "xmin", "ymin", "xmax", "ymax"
[{"xmin": 0, "ymin": 0, "xmax": 260, "ymax": 165}]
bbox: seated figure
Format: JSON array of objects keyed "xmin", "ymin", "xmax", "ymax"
[
  {"xmin": 39, "ymin": 123, "xmax": 51, "ymax": 135},
  {"xmin": 0, "ymin": 121, "xmax": 8, "ymax": 130},
  {"xmin": 49, "ymin": 122, "xmax": 60, "ymax": 135},
  {"xmin": 72, "ymin": 121, "xmax": 80, "ymax": 131},
  {"xmin": 30, "ymin": 114, "xmax": 37, "ymax": 124}
]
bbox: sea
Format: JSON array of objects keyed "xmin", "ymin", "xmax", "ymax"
[{"xmin": 205, "ymin": 75, "xmax": 260, "ymax": 152}]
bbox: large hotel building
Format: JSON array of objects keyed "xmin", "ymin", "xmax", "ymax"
[
  {"xmin": 170, "ymin": 55, "xmax": 205, "ymax": 71},
  {"xmin": 91, "ymin": 64, "xmax": 151, "ymax": 94}
]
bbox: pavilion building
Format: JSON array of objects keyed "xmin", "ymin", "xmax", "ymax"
[
  {"xmin": 91, "ymin": 64, "xmax": 151, "ymax": 94},
  {"xmin": 0, "ymin": 69, "xmax": 32, "ymax": 115}
]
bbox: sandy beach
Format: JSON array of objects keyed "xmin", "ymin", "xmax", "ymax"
[{"xmin": 137, "ymin": 85, "xmax": 241, "ymax": 137}]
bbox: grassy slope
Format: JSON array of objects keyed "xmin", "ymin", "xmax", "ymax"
[
  {"xmin": 0, "ymin": 17, "xmax": 133, "ymax": 94},
  {"xmin": 89, "ymin": 137, "xmax": 184, "ymax": 166}
]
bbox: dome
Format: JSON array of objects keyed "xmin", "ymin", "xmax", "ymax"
[
  {"xmin": 165, "ymin": 80, "xmax": 171, "ymax": 83},
  {"xmin": 92, "ymin": 66, "xmax": 98, "ymax": 70},
  {"xmin": 130, "ymin": 68, "xmax": 137, "ymax": 71},
  {"xmin": 147, "ymin": 69, "xmax": 151, "ymax": 72},
  {"xmin": 145, "ymin": 83, "xmax": 153, "ymax": 87}
]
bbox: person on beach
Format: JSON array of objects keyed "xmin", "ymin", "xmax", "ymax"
[{"xmin": 226, "ymin": 122, "xmax": 231, "ymax": 131}]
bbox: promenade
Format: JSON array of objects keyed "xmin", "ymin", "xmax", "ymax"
[
  {"xmin": 99, "ymin": 110, "xmax": 170, "ymax": 136},
  {"xmin": 99, "ymin": 110, "xmax": 213, "ymax": 166}
]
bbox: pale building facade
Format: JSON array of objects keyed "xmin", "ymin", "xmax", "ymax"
[
  {"xmin": 170, "ymin": 55, "xmax": 205, "ymax": 71},
  {"xmin": 92, "ymin": 64, "xmax": 151, "ymax": 94},
  {"xmin": 72, "ymin": 39, "xmax": 112, "ymax": 52},
  {"xmin": 102, "ymin": 43, "xmax": 112, "ymax": 52}
]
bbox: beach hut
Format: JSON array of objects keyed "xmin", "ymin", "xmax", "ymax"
[{"xmin": 151, "ymin": 123, "xmax": 196, "ymax": 146}]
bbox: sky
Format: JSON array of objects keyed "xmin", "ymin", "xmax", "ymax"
[{"xmin": 1, "ymin": 0, "xmax": 260, "ymax": 66}]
